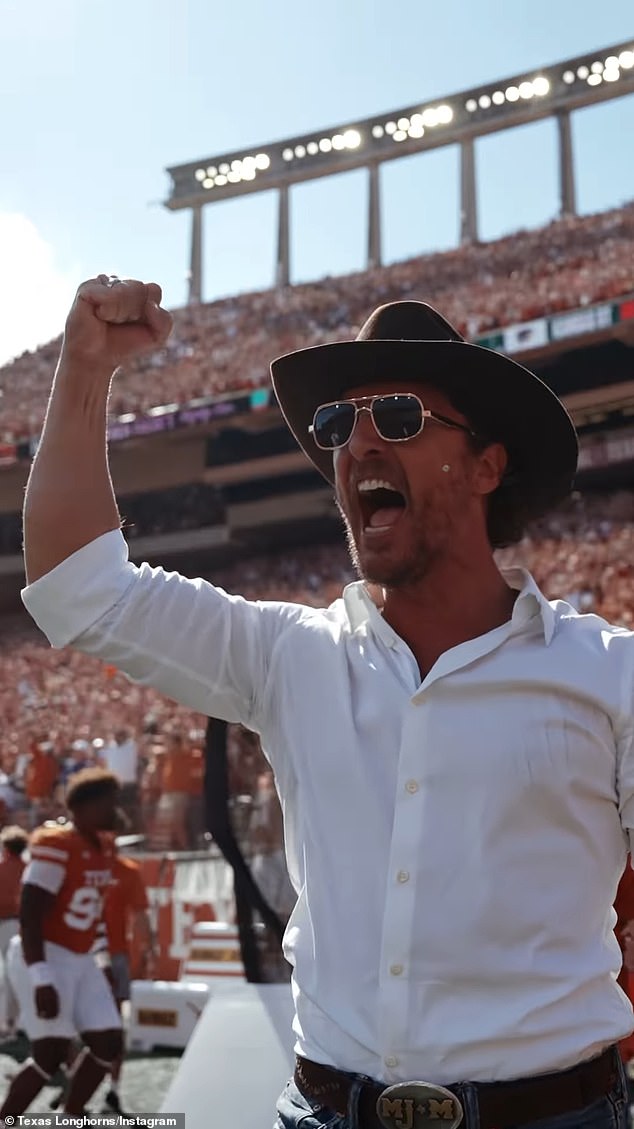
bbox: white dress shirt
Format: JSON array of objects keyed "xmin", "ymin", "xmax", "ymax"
[
  {"xmin": 101, "ymin": 737, "xmax": 138, "ymax": 785},
  {"xmin": 22, "ymin": 530, "xmax": 634, "ymax": 1085}
]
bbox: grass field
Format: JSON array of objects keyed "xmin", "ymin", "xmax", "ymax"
[{"xmin": 0, "ymin": 1034, "xmax": 183, "ymax": 1117}]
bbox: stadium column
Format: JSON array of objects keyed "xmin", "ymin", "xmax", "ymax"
[
  {"xmin": 188, "ymin": 205, "xmax": 204, "ymax": 305},
  {"xmin": 460, "ymin": 137, "xmax": 479, "ymax": 245},
  {"xmin": 557, "ymin": 110, "xmax": 576, "ymax": 217},
  {"xmin": 276, "ymin": 184, "xmax": 291, "ymax": 289},
  {"xmin": 367, "ymin": 163, "xmax": 382, "ymax": 269}
]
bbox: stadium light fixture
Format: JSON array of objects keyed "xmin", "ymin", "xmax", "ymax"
[
  {"xmin": 464, "ymin": 78, "xmax": 547, "ymax": 115},
  {"xmin": 192, "ymin": 150, "xmax": 271, "ymax": 191},
  {"xmin": 370, "ymin": 102, "xmax": 454, "ymax": 140},
  {"xmin": 167, "ymin": 36, "xmax": 634, "ymax": 212},
  {"xmin": 280, "ymin": 126, "xmax": 363, "ymax": 166}
]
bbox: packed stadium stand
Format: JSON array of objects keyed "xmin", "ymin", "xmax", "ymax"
[{"xmin": 1, "ymin": 202, "xmax": 634, "ymax": 441}]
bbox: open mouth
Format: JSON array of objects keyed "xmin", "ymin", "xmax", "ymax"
[{"xmin": 357, "ymin": 479, "xmax": 407, "ymax": 533}]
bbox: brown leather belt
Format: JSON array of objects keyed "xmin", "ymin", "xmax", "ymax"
[{"xmin": 294, "ymin": 1046, "xmax": 620, "ymax": 1129}]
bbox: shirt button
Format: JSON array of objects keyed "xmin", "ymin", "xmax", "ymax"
[
  {"xmin": 405, "ymin": 780, "xmax": 419, "ymax": 794},
  {"xmin": 397, "ymin": 870, "xmax": 410, "ymax": 883},
  {"xmin": 385, "ymin": 1056, "xmax": 399, "ymax": 1068},
  {"xmin": 390, "ymin": 963, "xmax": 404, "ymax": 976}
]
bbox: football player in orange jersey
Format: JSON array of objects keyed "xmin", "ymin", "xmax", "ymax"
[
  {"xmin": 97, "ymin": 848, "xmax": 156, "ymax": 1114},
  {"xmin": 0, "ymin": 768, "xmax": 123, "ymax": 1118}
]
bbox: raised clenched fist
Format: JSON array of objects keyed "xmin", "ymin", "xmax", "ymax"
[{"xmin": 61, "ymin": 275, "xmax": 173, "ymax": 373}]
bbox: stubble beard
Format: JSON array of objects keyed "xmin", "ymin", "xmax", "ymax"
[
  {"xmin": 340, "ymin": 506, "xmax": 439, "ymax": 589},
  {"xmin": 337, "ymin": 462, "xmax": 473, "ymax": 589}
]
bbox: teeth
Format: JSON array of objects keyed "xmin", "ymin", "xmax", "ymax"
[{"xmin": 357, "ymin": 478, "xmax": 400, "ymax": 493}]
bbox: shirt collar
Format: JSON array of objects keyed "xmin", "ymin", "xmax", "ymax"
[
  {"xmin": 342, "ymin": 567, "xmax": 556, "ymax": 647},
  {"xmin": 501, "ymin": 567, "xmax": 556, "ymax": 645}
]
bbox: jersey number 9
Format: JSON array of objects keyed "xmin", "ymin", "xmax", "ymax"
[{"xmin": 63, "ymin": 886, "xmax": 103, "ymax": 931}]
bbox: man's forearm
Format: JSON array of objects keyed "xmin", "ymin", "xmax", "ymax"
[
  {"xmin": 20, "ymin": 887, "xmax": 52, "ymax": 965},
  {"xmin": 20, "ymin": 926, "xmax": 46, "ymax": 967},
  {"xmin": 22, "ymin": 275, "xmax": 172, "ymax": 585},
  {"xmin": 23, "ymin": 356, "xmax": 121, "ymax": 584}
]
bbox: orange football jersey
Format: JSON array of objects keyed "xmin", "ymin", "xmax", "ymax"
[{"xmin": 27, "ymin": 826, "xmax": 115, "ymax": 954}]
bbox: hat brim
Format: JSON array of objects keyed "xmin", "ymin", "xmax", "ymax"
[{"xmin": 270, "ymin": 339, "xmax": 578, "ymax": 512}]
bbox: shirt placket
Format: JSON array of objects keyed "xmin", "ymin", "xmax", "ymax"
[{"xmin": 377, "ymin": 687, "xmax": 431, "ymax": 1078}]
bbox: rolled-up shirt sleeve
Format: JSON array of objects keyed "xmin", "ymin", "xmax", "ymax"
[{"xmin": 22, "ymin": 529, "xmax": 294, "ymax": 727}]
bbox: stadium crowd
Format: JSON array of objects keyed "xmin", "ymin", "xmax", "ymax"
[
  {"xmin": 0, "ymin": 202, "xmax": 633, "ymax": 442},
  {"xmin": 0, "ymin": 487, "xmax": 632, "ymax": 850},
  {"xmin": 0, "ymin": 483, "xmax": 225, "ymax": 556}
]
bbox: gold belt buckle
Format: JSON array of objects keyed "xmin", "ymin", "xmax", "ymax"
[{"xmin": 376, "ymin": 1081, "xmax": 463, "ymax": 1129}]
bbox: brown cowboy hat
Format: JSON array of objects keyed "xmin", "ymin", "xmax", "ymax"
[{"xmin": 270, "ymin": 300, "xmax": 578, "ymax": 527}]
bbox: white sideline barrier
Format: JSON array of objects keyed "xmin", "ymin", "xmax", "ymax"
[
  {"xmin": 128, "ymin": 980, "xmax": 211, "ymax": 1052},
  {"xmin": 160, "ymin": 982, "xmax": 295, "ymax": 1128}
]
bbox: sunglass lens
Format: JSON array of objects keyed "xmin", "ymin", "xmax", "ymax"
[
  {"xmin": 313, "ymin": 403, "xmax": 356, "ymax": 449},
  {"xmin": 373, "ymin": 395, "xmax": 423, "ymax": 440}
]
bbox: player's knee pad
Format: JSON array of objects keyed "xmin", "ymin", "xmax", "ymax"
[{"xmin": 24, "ymin": 1056, "xmax": 54, "ymax": 1082}]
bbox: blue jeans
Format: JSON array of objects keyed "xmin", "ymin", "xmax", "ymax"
[{"xmin": 275, "ymin": 1061, "xmax": 629, "ymax": 1129}]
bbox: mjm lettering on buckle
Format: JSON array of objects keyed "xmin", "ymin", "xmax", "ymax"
[{"xmin": 376, "ymin": 1082, "xmax": 463, "ymax": 1129}]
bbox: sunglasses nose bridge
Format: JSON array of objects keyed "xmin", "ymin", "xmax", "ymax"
[{"xmin": 346, "ymin": 401, "xmax": 386, "ymax": 452}]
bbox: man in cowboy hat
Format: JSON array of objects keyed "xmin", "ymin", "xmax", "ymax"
[{"xmin": 21, "ymin": 277, "xmax": 634, "ymax": 1129}]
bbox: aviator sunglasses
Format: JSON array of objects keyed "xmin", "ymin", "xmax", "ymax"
[{"xmin": 309, "ymin": 393, "xmax": 477, "ymax": 451}]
